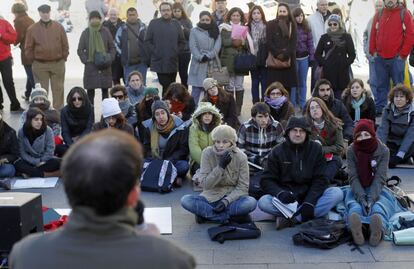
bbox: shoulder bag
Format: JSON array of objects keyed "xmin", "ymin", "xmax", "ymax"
[
  {"xmin": 208, "ymin": 54, "xmax": 230, "ymax": 86},
  {"xmin": 266, "ymin": 23, "xmax": 292, "ymax": 69}
]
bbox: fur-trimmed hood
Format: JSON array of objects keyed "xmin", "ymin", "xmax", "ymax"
[{"xmin": 191, "ymin": 102, "xmax": 222, "ymax": 129}]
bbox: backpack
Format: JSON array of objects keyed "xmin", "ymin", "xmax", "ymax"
[
  {"xmin": 140, "ymin": 160, "xmax": 177, "ymax": 193},
  {"xmin": 208, "ymin": 222, "xmax": 261, "ymax": 244},
  {"xmin": 292, "ymin": 218, "xmax": 351, "ymax": 249}
]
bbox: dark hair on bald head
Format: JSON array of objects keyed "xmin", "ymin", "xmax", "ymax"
[{"xmin": 62, "ymin": 129, "xmax": 143, "ymax": 216}]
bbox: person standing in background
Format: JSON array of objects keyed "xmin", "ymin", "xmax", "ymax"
[
  {"xmin": 212, "ymin": 0, "xmax": 228, "ymax": 26},
  {"xmin": 85, "ymin": 0, "xmax": 108, "ymax": 19}
]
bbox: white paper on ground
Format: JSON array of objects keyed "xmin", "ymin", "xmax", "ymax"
[
  {"xmin": 271, "ymin": 197, "xmax": 298, "ymax": 219},
  {"xmin": 144, "ymin": 207, "xmax": 172, "ymax": 235},
  {"xmin": 12, "ymin": 177, "xmax": 59, "ymax": 189},
  {"xmin": 55, "ymin": 208, "xmax": 72, "ymax": 216}
]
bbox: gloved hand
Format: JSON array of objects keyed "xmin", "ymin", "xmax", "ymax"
[
  {"xmin": 277, "ymin": 191, "xmax": 296, "ymax": 204},
  {"xmin": 219, "ymin": 151, "xmax": 232, "ymax": 169},
  {"xmin": 296, "ymin": 203, "xmax": 314, "ymax": 222},
  {"xmin": 213, "ymin": 201, "xmax": 227, "ymax": 213},
  {"xmin": 389, "ymin": 155, "xmax": 403, "ymax": 168},
  {"xmin": 201, "ymin": 55, "xmax": 209, "ymax": 62}
]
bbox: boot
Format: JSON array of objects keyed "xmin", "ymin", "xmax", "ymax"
[
  {"xmin": 349, "ymin": 213, "xmax": 364, "ymax": 245},
  {"xmin": 235, "ymin": 90, "xmax": 244, "ymax": 116},
  {"xmin": 275, "ymin": 216, "xmax": 293, "ymax": 230},
  {"xmin": 369, "ymin": 214, "xmax": 383, "ymax": 247},
  {"xmin": 43, "ymin": 170, "xmax": 61, "ymax": 178}
]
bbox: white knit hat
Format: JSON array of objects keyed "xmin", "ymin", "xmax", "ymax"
[
  {"xmin": 30, "ymin": 83, "xmax": 48, "ymax": 102},
  {"xmin": 102, "ymin": 98, "xmax": 121, "ymax": 118}
]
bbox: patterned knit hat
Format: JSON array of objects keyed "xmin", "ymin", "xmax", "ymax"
[
  {"xmin": 211, "ymin": 125, "xmax": 237, "ymax": 145},
  {"xmin": 151, "ymin": 98, "xmax": 170, "ymax": 119},
  {"xmin": 30, "ymin": 83, "xmax": 48, "ymax": 103},
  {"xmin": 143, "ymin": 87, "xmax": 159, "ymax": 97}
]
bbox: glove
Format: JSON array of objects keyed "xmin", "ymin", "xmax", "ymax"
[
  {"xmin": 277, "ymin": 191, "xmax": 296, "ymax": 204},
  {"xmin": 0, "ymin": 158, "xmax": 8, "ymax": 165},
  {"xmin": 201, "ymin": 55, "xmax": 209, "ymax": 62},
  {"xmin": 296, "ymin": 203, "xmax": 314, "ymax": 222},
  {"xmin": 213, "ymin": 201, "xmax": 227, "ymax": 213},
  {"xmin": 219, "ymin": 151, "xmax": 232, "ymax": 169},
  {"xmin": 389, "ymin": 155, "xmax": 403, "ymax": 168}
]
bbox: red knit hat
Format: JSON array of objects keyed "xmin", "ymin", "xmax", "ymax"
[{"xmin": 353, "ymin": 119, "xmax": 376, "ymax": 140}]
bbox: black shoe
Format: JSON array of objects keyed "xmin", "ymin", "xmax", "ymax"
[
  {"xmin": 195, "ymin": 215, "xmax": 207, "ymax": 224},
  {"xmin": 275, "ymin": 217, "xmax": 294, "ymax": 230},
  {"xmin": 230, "ymin": 214, "xmax": 252, "ymax": 224},
  {"xmin": 0, "ymin": 178, "xmax": 12, "ymax": 190}
]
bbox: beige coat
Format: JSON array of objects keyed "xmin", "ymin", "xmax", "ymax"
[{"xmin": 200, "ymin": 145, "xmax": 249, "ymax": 204}]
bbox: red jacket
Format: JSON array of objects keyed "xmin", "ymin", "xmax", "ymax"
[
  {"xmin": 0, "ymin": 19, "xmax": 17, "ymax": 61},
  {"xmin": 369, "ymin": 7, "xmax": 414, "ymax": 59}
]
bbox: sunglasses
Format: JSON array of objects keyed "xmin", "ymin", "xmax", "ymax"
[
  {"xmin": 113, "ymin": 94, "xmax": 125, "ymax": 100},
  {"xmin": 328, "ymin": 23, "xmax": 338, "ymax": 27},
  {"xmin": 72, "ymin": 97, "xmax": 83, "ymax": 101}
]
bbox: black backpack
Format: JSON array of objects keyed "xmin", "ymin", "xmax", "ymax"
[
  {"xmin": 140, "ymin": 160, "xmax": 177, "ymax": 193},
  {"xmin": 292, "ymin": 218, "xmax": 351, "ymax": 249},
  {"xmin": 208, "ymin": 222, "xmax": 261, "ymax": 244}
]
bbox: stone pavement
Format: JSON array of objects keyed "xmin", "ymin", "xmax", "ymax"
[{"xmin": 1, "ymin": 76, "xmax": 414, "ymax": 268}]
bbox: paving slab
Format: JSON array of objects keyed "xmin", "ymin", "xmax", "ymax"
[{"xmin": 350, "ymin": 262, "xmax": 414, "ymax": 269}]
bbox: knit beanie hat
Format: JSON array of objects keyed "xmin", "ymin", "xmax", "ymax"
[
  {"xmin": 151, "ymin": 98, "xmax": 170, "ymax": 119},
  {"xmin": 327, "ymin": 14, "xmax": 341, "ymax": 26},
  {"xmin": 143, "ymin": 87, "xmax": 159, "ymax": 97},
  {"xmin": 203, "ymin": 78, "xmax": 218, "ymax": 91},
  {"xmin": 285, "ymin": 116, "xmax": 311, "ymax": 136},
  {"xmin": 30, "ymin": 83, "xmax": 48, "ymax": 102},
  {"xmin": 102, "ymin": 98, "xmax": 121, "ymax": 118},
  {"xmin": 353, "ymin": 119, "xmax": 376, "ymax": 140},
  {"xmin": 211, "ymin": 125, "xmax": 237, "ymax": 145}
]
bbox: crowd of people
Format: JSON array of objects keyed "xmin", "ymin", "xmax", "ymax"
[{"xmin": 0, "ymin": 0, "xmax": 414, "ymax": 260}]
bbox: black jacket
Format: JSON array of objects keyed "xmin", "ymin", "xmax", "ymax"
[
  {"xmin": 0, "ymin": 122, "xmax": 18, "ymax": 163},
  {"xmin": 202, "ymin": 94, "xmax": 240, "ymax": 130},
  {"xmin": 261, "ymin": 138, "xmax": 328, "ymax": 206}
]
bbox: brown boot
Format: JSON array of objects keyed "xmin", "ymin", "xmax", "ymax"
[
  {"xmin": 43, "ymin": 170, "xmax": 61, "ymax": 178},
  {"xmin": 349, "ymin": 213, "xmax": 364, "ymax": 245},
  {"xmin": 369, "ymin": 214, "xmax": 383, "ymax": 247}
]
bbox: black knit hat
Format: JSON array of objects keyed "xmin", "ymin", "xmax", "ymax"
[{"xmin": 285, "ymin": 116, "xmax": 311, "ymax": 135}]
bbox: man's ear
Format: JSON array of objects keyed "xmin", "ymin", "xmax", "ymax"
[{"xmin": 126, "ymin": 185, "xmax": 141, "ymax": 208}]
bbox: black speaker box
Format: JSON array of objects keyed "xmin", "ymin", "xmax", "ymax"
[{"xmin": 0, "ymin": 192, "xmax": 43, "ymax": 253}]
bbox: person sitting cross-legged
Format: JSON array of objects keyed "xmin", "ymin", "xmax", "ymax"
[
  {"xmin": 258, "ymin": 116, "xmax": 343, "ymax": 230},
  {"xmin": 181, "ymin": 125, "xmax": 257, "ymax": 224}
]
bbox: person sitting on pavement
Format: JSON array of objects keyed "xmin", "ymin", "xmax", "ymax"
[
  {"xmin": 14, "ymin": 107, "xmax": 61, "ymax": 178},
  {"xmin": 135, "ymin": 87, "xmax": 159, "ymax": 141},
  {"xmin": 9, "ymin": 129, "xmax": 196, "ymax": 269},
  {"xmin": 0, "ymin": 113, "xmax": 18, "ymax": 189},
  {"xmin": 263, "ymin": 82, "xmax": 295, "ymax": 128},
  {"xmin": 304, "ymin": 97, "xmax": 344, "ymax": 184},
  {"xmin": 110, "ymin": 85, "xmax": 137, "ymax": 127},
  {"xmin": 345, "ymin": 119, "xmax": 406, "ymax": 247},
  {"xmin": 258, "ymin": 116, "xmax": 343, "ymax": 230},
  {"xmin": 181, "ymin": 125, "xmax": 257, "ymax": 224},
  {"xmin": 312, "ymin": 78, "xmax": 353, "ymax": 143},
  {"xmin": 92, "ymin": 98, "xmax": 134, "ymax": 135},
  {"xmin": 126, "ymin": 71, "xmax": 146, "ymax": 106},
  {"xmin": 377, "ymin": 84, "xmax": 414, "ymax": 168},
  {"xmin": 164, "ymin": 82, "xmax": 196, "ymax": 122}
]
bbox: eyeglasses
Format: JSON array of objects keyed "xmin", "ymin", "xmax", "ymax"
[
  {"xmin": 328, "ymin": 23, "xmax": 338, "ymax": 27},
  {"xmin": 72, "ymin": 97, "xmax": 83, "ymax": 102},
  {"xmin": 112, "ymin": 94, "xmax": 125, "ymax": 100}
]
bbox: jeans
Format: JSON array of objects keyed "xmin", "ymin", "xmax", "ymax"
[
  {"xmin": 250, "ymin": 67, "xmax": 267, "ymax": 103},
  {"xmin": 172, "ymin": 160, "xmax": 189, "ymax": 178},
  {"xmin": 368, "ymin": 59, "xmax": 377, "ymax": 99},
  {"xmin": 0, "ymin": 164, "xmax": 16, "ymax": 178},
  {"xmin": 157, "ymin": 73, "xmax": 177, "ymax": 96},
  {"xmin": 14, "ymin": 158, "xmax": 61, "ymax": 178},
  {"xmin": 226, "ymin": 75, "xmax": 244, "ymax": 115},
  {"xmin": 258, "ymin": 187, "xmax": 343, "ymax": 221},
  {"xmin": 291, "ymin": 56, "xmax": 309, "ymax": 109},
  {"xmin": 178, "ymin": 53, "xmax": 191, "ymax": 88},
  {"xmin": 23, "ymin": 65, "xmax": 35, "ymax": 98},
  {"xmin": 374, "ymin": 56, "xmax": 405, "ymax": 113},
  {"xmin": 0, "ymin": 57, "xmax": 20, "ymax": 109},
  {"xmin": 181, "ymin": 195, "xmax": 257, "ymax": 223},
  {"xmin": 191, "ymin": 86, "xmax": 204, "ymax": 104},
  {"xmin": 325, "ymin": 157, "xmax": 342, "ymax": 183},
  {"xmin": 124, "ymin": 63, "xmax": 148, "ymax": 85}
]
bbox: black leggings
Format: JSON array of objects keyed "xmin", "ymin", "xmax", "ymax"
[{"xmin": 14, "ymin": 158, "xmax": 61, "ymax": 178}]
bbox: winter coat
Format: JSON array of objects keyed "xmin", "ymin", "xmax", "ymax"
[
  {"xmin": 0, "ymin": 19, "xmax": 17, "ymax": 61},
  {"xmin": 13, "ymin": 13, "xmax": 34, "ymax": 65},
  {"xmin": 20, "ymin": 103, "xmax": 61, "ymax": 137},
  {"xmin": 266, "ymin": 19, "xmax": 297, "ymax": 87},
  {"xmin": 103, "ymin": 18, "xmax": 124, "ymax": 39},
  {"xmin": 142, "ymin": 116, "xmax": 189, "ymax": 161},
  {"xmin": 176, "ymin": 18, "xmax": 193, "ymax": 54},
  {"xmin": 9, "ymin": 207, "xmax": 196, "ymax": 269},
  {"xmin": 0, "ymin": 122, "xmax": 18, "ymax": 163},
  {"xmin": 309, "ymin": 121, "xmax": 344, "ymax": 157},
  {"xmin": 261, "ymin": 138, "xmax": 328, "ymax": 206},
  {"xmin": 60, "ymin": 106, "xmax": 94, "ymax": 146},
  {"xmin": 265, "ymin": 100, "xmax": 295, "ymax": 129},
  {"xmin": 17, "ymin": 127, "xmax": 55, "ymax": 166},
  {"xmin": 91, "ymin": 120, "xmax": 134, "ymax": 136},
  {"xmin": 145, "ymin": 18, "xmax": 185, "ymax": 73},
  {"xmin": 115, "ymin": 20, "xmax": 148, "ymax": 66},
  {"xmin": 315, "ymin": 33, "xmax": 356, "ymax": 97},
  {"xmin": 296, "ymin": 25, "xmax": 315, "ymax": 61},
  {"xmin": 369, "ymin": 6, "xmax": 414, "ymax": 59},
  {"xmin": 77, "ymin": 26, "xmax": 116, "ymax": 90},
  {"xmin": 188, "ymin": 27, "xmax": 221, "ymax": 87},
  {"xmin": 202, "ymin": 93, "xmax": 239, "ymax": 130},
  {"xmin": 341, "ymin": 90, "xmax": 376, "ymax": 122},
  {"xmin": 219, "ymin": 24, "xmax": 249, "ymax": 76},
  {"xmin": 377, "ymin": 103, "xmax": 414, "ymax": 154},
  {"xmin": 307, "ymin": 10, "xmax": 330, "ymax": 48},
  {"xmin": 200, "ymin": 145, "xmax": 249, "ymax": 204},
  {"xmin": 347, "ymin": 140, "xmax": 389, "ymax": 203}
]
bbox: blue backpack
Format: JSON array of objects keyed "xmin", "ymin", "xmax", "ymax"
[{"xmin": 140, "ymin": 160, "xmax": 177, "ymax": 193}]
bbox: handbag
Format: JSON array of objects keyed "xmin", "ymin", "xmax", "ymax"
[
  {"xmin": 315, "ymin": 44, "xmax": 337, "ymax": 80},
  {"xmin": 266, "ymin": 23, "xmax": 292, "ymax": 70},
  {"xmin": 94, "ymin": 51, "xmax": 112, "ymax": 70},
  {"xmin": 208, "ymin": 54, "xmax": 230, "ymax": 86},
  {"xmin": 234, "ymin": 52, "xmax": 257, "ymax": 73}
]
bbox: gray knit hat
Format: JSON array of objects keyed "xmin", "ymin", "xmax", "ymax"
[
  {"xmin": 151, "ymin": 99, "xmax": 170, "ymax": 119},
  {"xmin": 211, "ymin": 125, "xmax": 237, "ymax": 145},
  {"xmin": 30, "ymin": 83, "xmax": 48, "ymax": 103},
  {"xmin": 203, "ymin": 78, "xmax": 218, "ymax": 91}
]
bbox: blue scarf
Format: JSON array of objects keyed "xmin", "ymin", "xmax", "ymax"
[
  {"xmin": 351, "ymin": 94, "xmax": 366, "ymax": 122},
  {"xmin": 265, "ymin": 96, "xmax": 287, "ymax": 110}
]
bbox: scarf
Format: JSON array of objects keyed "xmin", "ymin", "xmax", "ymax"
[
  {"xmin": 351, "ymin": 94, "xmax": 366, "ymax": 122},
  {"xmin": 313, "ymin": 120, "xmax": 325, "ymax": 130},
  {"xmin": 67, "ymin": 103, "xmax": 92, "ymax": 136},
  {"xmin": 170, "ymin": 99, "xmax": 186, "ymax": 115},
  {"xmin": 250, "ymin": 21, "xmax": 266, "ymax": 54},
  {"xmin": 197, "ymin": 22, "xmax": 219, "ymax": 40},
  {"xmin": 88, "ymin": 23, "xmax": 106, "ymax": 62},
  {"xmin": 23, "ymin": 124, "xmax": 46, "ymax": 145},
  {"xmin": 119, "ymin": 99, "xmax": 132, "ymax": 117},
  {"xmin": 353, "ymin": 138, "xmax": 379, "ymax": 187},
  {"xmin": 209, "ymin": 95, "xmax": 219, "ymax": 105},
  {"xmin": 150, "ymin": 116, "xmax": 175, "ymax": 159},
  {"xmin": 264, "ymin": 96, "xmax": 287, "ymax": 110},
  {"xmin": 277, "ymin": 17, "xmax": 290, "ymax": 38},
  {"xmin": 327, "ymin": 28, "xmax": 346, "ymax": 48}
]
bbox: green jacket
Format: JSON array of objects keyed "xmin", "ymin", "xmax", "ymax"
[{"xmin": 219, "ymin": 25, "xmax": 249, "ymax": 76}]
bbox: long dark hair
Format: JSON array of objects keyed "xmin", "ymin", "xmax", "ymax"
[
  {"xmin": 164, "ymin": 83, "xmax": 191, "ymax": 103},
  {"xmin": 66, "ymin": 87, "xmax": 91, "ymax": 109},
  {"xmin": 23, "ymin": 107, "xmax": 47, "ymax": 139},
  {"xmin": 172, "ymin": 2, "xmax": 189, "ymax": 20},
  {"xmin": 276, "ymin": 3, "xmax": 296, "ymax": 37},
  {"xmin": 225, "ymin": 7, "xmax": 246, "ymax": 24},
  {"xmin": 247, "ymin": 5, "xmax": 267, "ymax": 27},
  {"xmin": 202, "ymin": 84, "xmax": 230, "ymax": 104},
  {"xmin": 292, "ymin": 7, "xmax": 310, "ymax": 32}
]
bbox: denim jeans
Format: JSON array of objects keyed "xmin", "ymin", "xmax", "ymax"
[
  {"xmin": 23, "ymin": 65, "xmax": 35, "ymax": 98},
  {"xmin": 181, "ymin": 194, "xmax": 257, "ymax": 223},
  {"xmin": 258, "ymin": 187, "xmax": 343, "ymax": 221},
  {"xmin": 291, "ymin": 56, "xmax": 309, "ymax": 109},
  {"xmin": 374, "ymin": 56, "xmax": 405, "ymax": 113},
  {"xmin": 191, "ymin": 86, "xmax": 204, "ymax": 104},
  {"xmin": 250, "ymin": 67, "xmax": 267, "ymax": 103},
  {"xmin": 172, "ymin": 160, "xmax": 189, "ymax": 178},
  {"xmin": 124, "ymin": 63, "xmax": 148, "ymax": 85},
  {"xmin": 0, "ymin": 164, "xmax": 16, "ymax": 178}
]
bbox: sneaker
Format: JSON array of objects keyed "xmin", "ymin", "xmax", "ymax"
[
  {"xmin": 369, "ymin": 214, "xmax": 383, "ymax": 247},
  {"xmin": 349, "ymin": 213, "xmax": 364, "ymax": 245},
  {"xmin": 0, "ymin": 178, "xmax": 12, "ymax": 190},
  {"xmin": 275, "ymin": 216, "xmax": 293, "ymax": 230}
]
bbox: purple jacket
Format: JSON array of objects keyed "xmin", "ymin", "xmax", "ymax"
[{"xmin": 296, "ymin": 26, "xmax": 315, "ymax": 61}]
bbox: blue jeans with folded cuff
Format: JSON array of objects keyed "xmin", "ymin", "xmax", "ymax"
[
  {"xmin": 258, "ymin": 187, "xmax": 343, "ymax": 221},
  {"xmin": 191, "ymin": 86, "xmax": 204, "ymax": 105},
  {"xmin": 250, "ymin": 67, "xmax": 267, "ymax": 103},
  {"xmin": 181, "ymin": 195, "xmax": 257, "ymax": 223}
]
